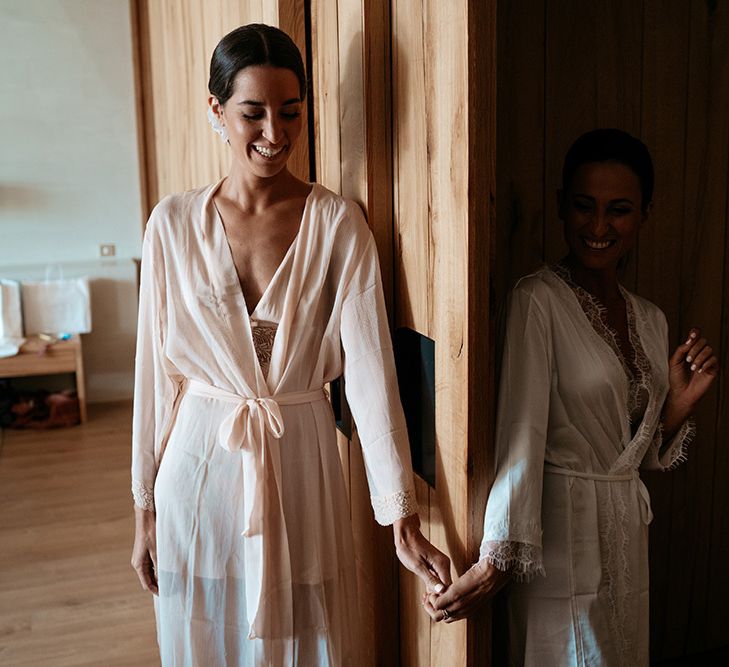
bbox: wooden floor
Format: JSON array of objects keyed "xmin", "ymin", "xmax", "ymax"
[{"xmin": 0, "ymin": 402, "xmax": 159, "ymax": 666}]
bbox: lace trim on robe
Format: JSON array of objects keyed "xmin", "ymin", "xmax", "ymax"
[
  {"xmin": 371, "ymin": 488, "xmax": 418, "ymax": 525},
  {"xmin": 132, "ymin": 479, "xmax": 155, "ymax": 511},
  {"xmin": 250, "ymin": 320, "xmax": 277, "ymax": 378},
  {"xmin": 480, "ymin": 518, "xmax": 546, "ymax": 581},
  {"xmin": 553, "ymin": 263, "xmax": 653, "ymax": 427},
  {"xmin": 650, "ymin": 417, "xmax": 696, "ymax": 470},
  {"xmin": 480, "ymin": 541, "xmax": 546, "ymax": 582}
]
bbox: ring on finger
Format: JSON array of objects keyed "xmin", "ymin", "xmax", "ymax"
[{"xmin": 442, "ymin": 608, "xmax": 450, "ymax": 621}]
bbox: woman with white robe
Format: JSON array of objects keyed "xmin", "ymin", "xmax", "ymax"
[
  {"xmin": 130, "ymin": 24, "xmax": 450, "ymax": 666},
  {"xmin": 424, "ymin": 129, "xmax": 718, "ymax": 666}
]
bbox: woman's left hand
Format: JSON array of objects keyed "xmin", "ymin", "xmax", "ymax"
[
  {"xmin": 393, "ymin": 514, "xmax": 452, "ymax": 594},
  {"xmin": 422, "ymin": 559, "xmax": 511, "ymax": 623},
  {"xmin": 667, "ymin": 327, "xmax": 718, "ymax": 412}
]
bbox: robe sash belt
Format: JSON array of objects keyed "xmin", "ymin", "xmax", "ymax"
[
  {"xmin": 185, "ymin": 378, "xmax": 327, "ymax": 639},
  {"xmin": 544, "ymin": 463, "xmax": 653, "ymax": 525}
]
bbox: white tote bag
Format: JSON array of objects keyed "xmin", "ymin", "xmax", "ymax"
[
  {"xmin": 21, "ymin": 268, "xmax": 92, "ymax": 335},
  {"xmin": 0, "ymin": 279, "xmax": 23, "ymax": 339}
]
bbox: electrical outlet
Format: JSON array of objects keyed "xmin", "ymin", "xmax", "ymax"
[{"xmin": 100, "ymin": 244, "xmax": 116, "ymax": 257}]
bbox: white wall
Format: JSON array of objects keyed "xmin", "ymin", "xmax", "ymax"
[
  {"xmin": 0, "ymin": 0, "xmax": 142, "ymax": 402},
  {"xmin": 0, "ymin": 0, "xmax": 143, "ymax": 263}
]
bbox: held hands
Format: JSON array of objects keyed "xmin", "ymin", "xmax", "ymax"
[
  {"xmin": 393, "ymin": 514, "xmax": 452, "ymax": 594},
  {"xmin": 131, "ymin": 506, "xmax": 159, "ymax": 595},
  {"xmin": 422, "ymin": 559, "xmax": 511, "ymax": 623},
  {"xmin": 665, "ymin": 328, "xmax": 718, "ymax": 427}
]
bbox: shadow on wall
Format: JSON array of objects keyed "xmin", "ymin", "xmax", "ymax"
[{"xmin": 0, "ymin": 184, "xmax": 51, "ymax": 212}]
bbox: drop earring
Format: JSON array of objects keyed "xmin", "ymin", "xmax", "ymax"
[{"xmin": 207, "ymin": 106, "xmax": 228, "ymax": 143}]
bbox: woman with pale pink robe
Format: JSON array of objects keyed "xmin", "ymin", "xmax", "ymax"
[{"xmin": 131, "ymin": 24, "xmax": 449, "ymax": 666}]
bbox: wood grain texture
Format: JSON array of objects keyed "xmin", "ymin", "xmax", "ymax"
[
  {"xmin": 310, "ymin": 1, "xmax": 399, "ymax": 664},
  {"xmin": 664, "ymin": 0, "xmax": 728, "ymax": 656},
  {"xmin": 392, "ymin": 0, "xmax": 432, "ymax": 336},
  {"xmin": 466, "ymin": 0, "xmax": 497, "ymax": 661},
  {"xmin": 0, "ymin": 402, "xmax": 159, "ymax": 666},
  {"xmin": 494, "ymin": 0, "xmax": 546, "ymax": 303},
  {"xmin": 638, "ymin": 1, "xmax": 692, "ymax": 658}
]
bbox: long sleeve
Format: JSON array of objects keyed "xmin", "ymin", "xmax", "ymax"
[
  {"xmin": 480, "ymin": 284, "xmax": 552, "ymax": 580},
  {"xmin": 340, "ymin": 234, "xmax": 417, "ymax": 526},
  {"xmin": 641, "ymin": 311, "xmax": 696, "ymax": 471},
  {"xmin": 131, "ymin": 221, "xmax": 181, "ymax": 511}
]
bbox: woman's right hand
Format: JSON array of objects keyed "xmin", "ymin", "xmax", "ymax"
[
  {"xmin": 423, "ymin": 559, "xmax": 511, "ymax": 623},
  {"xmin": 131, "ymin": 506, "xmax": 158, "ymax": 594}
]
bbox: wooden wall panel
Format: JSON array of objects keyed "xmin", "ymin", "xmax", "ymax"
[
  {"xmin": 393, "ymin": 0, "xmax": 496, "ymax": 664},
  {"xmin": 310, "ymin": 1, "xmax": 398, "ymax": 664},
  {"xmin": 637, "ymin": 1, "xmax": 691, "ymax": 657},
  {"xmin": 494, "ymin": 0, "xmax": 545, "ymax": 307},
  {"xmin": 392, "ymin": 0, "xmax": 432, "ymax": 336},
  {"xmin": 313, "ymin": 1, "xmax": 496, "ymax": 664},
  {"xmin": 134, "ymin": 0, "xmax": 309, "ymax": 214},
  {"xmin": 497, "ymin": 0, "xmax": 729, "ymax": 661},
  {"xmin": 670, "ymin": 1, "xmax": 728, "ymax": 655}
]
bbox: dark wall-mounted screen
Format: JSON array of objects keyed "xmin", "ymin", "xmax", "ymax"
[{"xmin": 394, "ymin": 327, "xmax": 436, "ymax": 487}]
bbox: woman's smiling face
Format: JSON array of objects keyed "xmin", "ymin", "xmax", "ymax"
[
  {"xmin": 560, "ymin": 161, "xmax": 647, "ymax": 272},
  {"xmin": 209, "ymin": 64, "xmax": 303, "ymax": 179}
]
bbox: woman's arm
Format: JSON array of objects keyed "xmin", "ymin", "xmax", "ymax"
[
  {"xmin": 130, "ymin": 219, "xmax": 178, "ymax": 593},
  {"xmin": 424, "ymin": 283, "xmax": 552, "ymax": 622},
  {"xmin": 339, "ymin": 219, "xmax": 450, "ymax": 593}
]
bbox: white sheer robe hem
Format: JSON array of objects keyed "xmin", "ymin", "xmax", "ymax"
[
  {"xmin": 371, "ymin": 488, "xmax": 417, "ymax": 525},
  {"xmin": 132, "ymin": 479, "xmax": 155, "ymax": 511},
  {"xmin": 479, "ymin": 540, "xmax": 545, "ymax": 582}
]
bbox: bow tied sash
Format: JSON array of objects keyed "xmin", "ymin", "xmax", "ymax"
[{"xmin": 185, "ymin": 378, "xmax": 326, "ymax": 639}]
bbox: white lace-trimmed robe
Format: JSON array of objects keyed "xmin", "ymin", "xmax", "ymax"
[
  {"xmin": 131, "ymin": 181, "xmax": 417, "ymax": 666},
  {"xmin": 481, "ymin": 266, "xmax": 694, "ymax": 667}
]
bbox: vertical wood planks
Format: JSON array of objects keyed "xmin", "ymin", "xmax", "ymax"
[
  {"xmin": 391, "ymin": 0, "xmax": 432, "ymax": 337},
  {"xmin": 638, "ymin": 1, "xmax": 691, "ymax": 657},
  {"xmin": 670, "ymin": 0, "xmax": 728, "ymax": 656},
  {"xmin": 467, "ymin": 0, "xmax": 497, "ymax": 661},
  {"xmin": 309, "ymin": 1, "xmax": 399, "ymax": 664},
  {"xmin": 495, "ymin": 0, "xmax": 546, "ymax": 303}
]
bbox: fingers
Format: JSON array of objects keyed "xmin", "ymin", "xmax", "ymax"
[
  {"xmin": 395, "ymin": 535, "xmax": 450, "ymax": 593},
  {"xmin": 671, "ymin": 329, "xmax": 699, "ymax": 366},
  {"xmin": 417, "ymin": 562, "xmax": 447, "ymax": 594},
  {"xmin": 131, "ymin": 548, "xmax": 158, "ymax": 595},
  {"xmin": 689, "ymin": 343, "xmax": 714, "ymax": 374},
  {"xmin": 428, "ymin": 548, "xmax": 453, "ymax": 588}
]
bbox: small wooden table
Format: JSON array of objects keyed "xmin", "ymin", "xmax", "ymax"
[{"xmin": 0, "ymin": 335, "xmax": 87, "ymax": 423}]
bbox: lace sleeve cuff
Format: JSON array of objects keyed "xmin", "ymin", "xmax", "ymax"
[
  {"xmin": 479, "ymin": 540, "xmax": 546, "ymax": 582},
  {"xmin": 132, "ymin": 479, "xmax": 155, "ymax": 512},
  {"xmin": 371, "ymin": 488, "xmax": 417, "ymax": 525},
  {"xmin": 654, "ymin": 417, "xmax": 695, "ymax": 470}
]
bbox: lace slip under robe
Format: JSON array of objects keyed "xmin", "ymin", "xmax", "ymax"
[
  {"xmin": 250, "ymin": 319, "xmax": 276, "ymax": 378},
  {"xmin": 480, "ymin": 265, "xmax": 694, "ymax": 666}
]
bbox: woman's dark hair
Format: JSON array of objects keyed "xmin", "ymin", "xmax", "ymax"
[
  {"xmin": 208, "ymin": 24, "xmax": 307, "ymax": 105},
  {"xmin": 562, "ymin": 129, "xmax": 654, "ymax": 211}
]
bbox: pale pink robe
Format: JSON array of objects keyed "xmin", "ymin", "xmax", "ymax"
[{"xmin": 131, "ymin": 181, "xmax": 417, "ymax": 666}]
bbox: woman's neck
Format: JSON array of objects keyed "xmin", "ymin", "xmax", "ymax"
[
  {"xmin": 220, "ymin": 166, "xmax": 303, "ymax": 214},
  {"xmin": 561, "ymin": 255, "xmax": 622, "ymax": 304}
]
